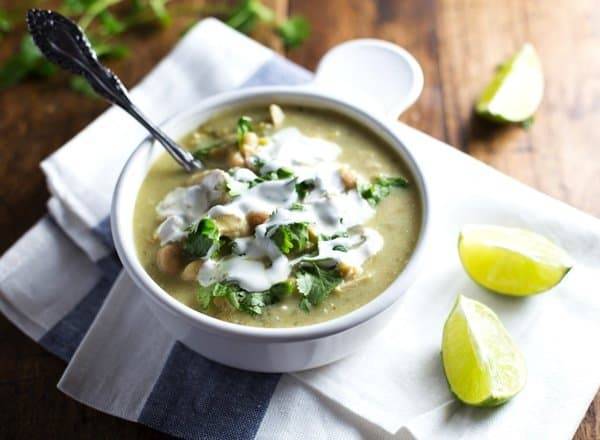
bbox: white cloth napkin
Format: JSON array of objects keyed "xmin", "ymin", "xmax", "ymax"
[{"xmin": 1, "ymin": 18, "xmax": 599, "ymax": 440}]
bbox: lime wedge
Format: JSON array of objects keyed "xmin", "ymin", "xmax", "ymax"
[
  {"xmin": 442, "ymin": 295, "xmax": 527, "ymax": 407},
  {"xmin": 476, "ymin": 43, "xmax": 543, "ymax": 123},
  {"xmin": 459, "ymin": 224, "xmax": 573, "ymax": 296}
]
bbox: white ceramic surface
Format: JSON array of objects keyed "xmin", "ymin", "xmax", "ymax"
[{"xmin": 111, "ymin": 40, "xmax": 430, "ymax": 372}]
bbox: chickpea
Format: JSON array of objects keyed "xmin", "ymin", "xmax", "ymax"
[
  {"xmin": 181, "ymin": 260, "xmax": 203, "ymax": 281},
  {"xmin": 269, "ymin": 104, "xmax": 285, "ymax": 127},
  {"xmin": 246, "ymin": 211, "xmax": 270, "ymax": 231},
  {"xmin": 338, "ymin": 262, "xmax": 361, "ymax": 280},
  {"xmin": 186, "ymin": 169, "xmax": 211, "ymax": 186},
  {"xmin": 156, "ymin": 244, "xmax": 184, "ymax": 276},
  {"xmin": 227, "ymin": 150, "xmax": 245, "ymax": 168},
  {"xmin": 242, "ymin": 131, "xmax": 259, "ymax": 148},
  {"xmin": 339, "ymin": 167, "xmax": 358, "ymax": 190},
  {"xmin": 213, "ymin": 214, "xmax": 250, "ymax": 238}
]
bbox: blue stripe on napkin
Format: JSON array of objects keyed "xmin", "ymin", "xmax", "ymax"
[
  {"xmin": 93, "ymin": 217, "xmax": 114, "ymax": 249},
  {"xmin": 39, "ymin": 254, "xmax": 121, "ymax": 361},
  {"xmin": 138, "ymin": 342, "xmax": 280, "ymax": 440}
]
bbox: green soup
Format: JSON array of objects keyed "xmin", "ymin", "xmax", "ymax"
[{"xmin": 133, "ymin": 105, "xmax": 421, "ymax": 327}]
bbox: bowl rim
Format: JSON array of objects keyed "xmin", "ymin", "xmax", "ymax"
[{"xmin": 111, "ymin": 86, "xmax": 431, "ymax": 342}]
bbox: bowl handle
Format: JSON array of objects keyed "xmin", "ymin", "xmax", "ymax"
[{"xmin": 311, "ymin": 39, "xmax": 424, "ymax": 119}]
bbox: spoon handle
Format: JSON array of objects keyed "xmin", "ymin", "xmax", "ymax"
[{"xmin": 26, "ymin": 9, "xmax": 202, "ymax": 173}]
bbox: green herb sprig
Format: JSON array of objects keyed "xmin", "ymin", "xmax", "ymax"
[
  {"xmin": 295, "ymin": 260, "xmax": 343, "ymax": 312},
  {"xmin": 359, "ymin": 175, "xmax": 409, "ymax": 207},
  {"xmin": 226, "ymin": 0, "xmax": 310, "ymax": 48},
  {"xmin": 197, "ymin": 279, "xmax": 294, "ymax": 315},
  {"xmin": 268, "ymin": 222, "xmax": 312, "ymax": 255},
  {"xmin": 0, "ymin": 0, "xmax": 310, "ymax": 95},
  {"xmin": 184, "ymin": 217, "xmax": 220, "ymax": 258}
]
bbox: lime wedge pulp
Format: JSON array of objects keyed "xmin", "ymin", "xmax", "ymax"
[
  {"xmin": 476, "ymin": 43, "xmax": 544, "ymax": 123},
  {"xmin": 442, "ymin": 295, "xmax": 527, "ymax": 407},
  {"xmin": 458, "ymin": 224, "xmax": 573, "ymax": 296}
]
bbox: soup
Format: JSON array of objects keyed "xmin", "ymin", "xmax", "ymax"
[{"xmin": 133, "ymin": 105, "xmax": 421, "ymax": 327}]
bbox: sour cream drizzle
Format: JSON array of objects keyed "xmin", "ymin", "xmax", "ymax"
[{"xmin": 155, "ymin": 127, "xmax": 384, "ymax": 292}]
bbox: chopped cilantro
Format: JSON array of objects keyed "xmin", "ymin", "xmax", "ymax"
[
  {"xmin": 192, "ymin": 138, "xmax": 233, "ymax": 160},
  {"xmin": 197, "ymin": 279, "xmax": 295, "ymax": 316},
  {"xmin": 214, "ymin": 236, "xmax": 234, "ymax": 258},
  {"xmin": 289, "ymin": 202, "xmax": 304, "ymax": 211},
  {"xmin": 248, "ymin": 166, "xmax": 295, "ymax": 187},
  {"xmin": 332, "ymin": 244, "xmax": 348, "ymax": 252},
  {"xmin": 276, "ymin": 167, "xmax": 294, "ymax": 178},
  {"xmin": 295, "ymin": 179, "xmax": 315, "ymax": 200},
  {"xmin": 251, "ymin": 157, "xmax": 266, "ymax": 171},
  {"xmin": 359, "ymin": 175, "xmax": 408, "ymax": 207},
  {"xmin": 320, "ymin": 231, "xmax": 349, "ymax": 241},
  {"xmin": 268, "ymin": 222, "xmax": 311, "ymax": 255},
  {"xmin": 295, "ymin": 261, "xmax": 343, "ymax": 312},
  {"xmin": 237, "ymin": 116, "xmax": 253, "ymax": 146},
  {"xmin": 183, "ymin": 218, "xmax": 220, "ymax": 258},
  {"xmin": 269, "ymin": 279, "xmax": 295, "ymax": 298},
  {"xmin": 225, "ymin": 179, "xmax": 249, "ymax": 197}
]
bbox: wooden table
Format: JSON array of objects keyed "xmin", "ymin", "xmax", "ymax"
[{"xmin": 0, "ymin": 0, "xmax": 598, "ymax": 438}]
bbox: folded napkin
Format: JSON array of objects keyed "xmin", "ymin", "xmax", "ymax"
[{"xmin": 1, "ymin": 18, "xmax": 600, "ymax": 440}]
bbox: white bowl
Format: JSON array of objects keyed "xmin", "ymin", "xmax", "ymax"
[{"xmin": 111, "ymin": 40, "xmax": 430, "ymax": 372}]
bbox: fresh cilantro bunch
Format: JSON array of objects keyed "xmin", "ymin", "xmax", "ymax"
[
  {"xmin": 359, "ymin": 175, "xmax": 408, "ymax": 207},
  {"xmin": 0, "ymin": 0, "xmax": 171, "ymax": 93},
  {"xmin": 226, "ymin": 0, "xmax": 310, "ymax": 48},
  {"xmin": 0, "ymin": 0, "xmax": 310, "ymax": 94}
]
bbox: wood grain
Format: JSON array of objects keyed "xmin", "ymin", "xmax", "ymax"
[{"xmin": 0, "ymin": 0, "xmax": 598, "ymax": 438}]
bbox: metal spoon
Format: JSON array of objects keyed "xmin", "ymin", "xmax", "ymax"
[{"xmin": 26, "ymin": 9, "xmax": 203, "ymax": 173}]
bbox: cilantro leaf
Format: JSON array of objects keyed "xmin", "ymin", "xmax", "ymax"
[
  {"xmin": 148, "ymin": 0, "xmax": 171, "ymax": 26},
  {"xmin": 0, "ymin": 36, "xmax": 56, "ymax": 90},
  {"xmin": 268, "ymin": 222, "xmax": 311, "ymax": 255},
  {"xmin": 359, "ymin": 175, "xmax": 408, "ymax": 207},
  {"xmin": 91, "ymin": 40, "xmax": 129, "ymax": 59},
  {"xmin": 69, "ymin": 76, "xmax": 98, "ymax": 97},
  {"xmin": 320, "ymin": 231, "xmax": 349, "ymax": 241},
  {"xmin": 0, "ymin": 9, "xmax": 11, "ymax": 34},
  {"xmin": 184, "ymin": 218, "xmax": 220, "ymax": 258},
  {"xmin": 226, "ymin": 0, "xmax": 275, "ymax": 34},
  {"xmin": 197, "ymin": 279, "xmax": 295, "ymax": 316},
  {"xmin": 277, "ymin": 16, "xmax": 310, "ymax": 48},
  {"xmin": 295, "ymin": 261, "xmax": 342, "ymax": 311},
  {"xmin": 295, "ymin": 179, "xmax": 315, "ymax": 200},
  {"xmin": 192, "ymin": 138, "xmax": 234, "ymax": 160},
  {"xmin": 98, "ymin": 10, "xmax": 126, "ymax": 35},
  {"xmin": 225, "ymin": 1, "xmax": 310, "ymax": 50},
  {"xmin": 225, "ymin": 178, "xmax": 250, "ymax": 197},
  {"xmin": 237, "ymin": 116, "xmax": 253, "ymax": 145}
]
